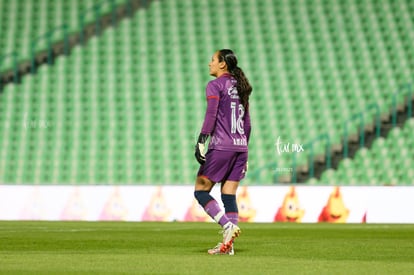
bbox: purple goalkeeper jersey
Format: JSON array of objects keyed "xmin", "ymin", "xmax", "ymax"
[{"xmin": 200, "ymin": 73, "xmax": 251, "ymax": 152}]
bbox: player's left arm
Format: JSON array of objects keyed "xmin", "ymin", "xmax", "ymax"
[
  {"xmin": 200, "ymin": 96, "xmax": 219, "ymax": 135},
  {"xmin": 195, "ymin": 82, "xmax": 220, "ymax": 165}
]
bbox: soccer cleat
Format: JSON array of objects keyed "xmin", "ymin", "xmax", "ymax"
[
  {"xmin": 220, "ymin": 222, "xmax": 241, "ymax": 253},
  {"xmin": 208, "ymin": 243, "xmax": 234, "ymax": 255}
]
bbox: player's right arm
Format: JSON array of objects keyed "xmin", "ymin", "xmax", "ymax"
[{"xmin": 244, "ymin": 105, "xmax": 251, "ymax": 144}]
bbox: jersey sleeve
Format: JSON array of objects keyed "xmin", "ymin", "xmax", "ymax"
[
  {"xmin": 205, "ymin": 81, "xmax": 220, "ymax": 100},
  {"xmin": 200, "ymin": 81, "xmax": 220, "ymax": 135}
]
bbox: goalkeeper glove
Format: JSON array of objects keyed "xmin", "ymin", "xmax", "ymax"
[{"xmin": 195, "ymin": 133, "xmax": 208, "ymax": 165}]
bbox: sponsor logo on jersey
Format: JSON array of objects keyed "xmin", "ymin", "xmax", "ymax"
[{"xmin": 227, "ymin": 86, "xmax": 239, "ymax": 99}]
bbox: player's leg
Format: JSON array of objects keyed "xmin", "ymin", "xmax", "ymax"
[
  {"xmin": 219, "ymin": 180, "xmax": 241, "ymax": 253},
  {"xmin": 219, "ymin": 152, "xmax": 248, "ymax": 252},
  {"xmin": 194, "ymin": 176, "xmax": 231, "ymax": 227},
  {"xmin": 221, "ymin": 151, "xmax": 247, "ymax": 225},
  {"xmin": 221, "ymin": 180, "xmax": 239, "ymax": 225},
  {"xmin": 195, "ymin": 180, "xmax": 238, "ymax": 255},
  {"xmin": 195, "ymin": 150, "xmax": 240, "ymax": 254},
  {"xmin": 194, "ymin": 150, "xmax": 235, "ymax": 227},
  {"xmin": 194, "ymin": 176, "xmax": 233, "ymax": 255}
]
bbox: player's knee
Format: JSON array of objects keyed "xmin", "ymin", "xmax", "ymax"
[
  {"xmin": 195, "ymin": 176, "xmax": 213, "ymax": 191},
  {"xmin": 221, "ymin": 180, "xmax": 239, "ymax": 194}
]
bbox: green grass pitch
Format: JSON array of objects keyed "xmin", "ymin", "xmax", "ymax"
[{"xmin": 1, "ymin": 222, "xmax": 413, "ymax": 274}]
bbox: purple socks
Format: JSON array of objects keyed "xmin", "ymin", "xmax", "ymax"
[
  {"xmin": 222, "ymin": 194, "xmax": 238, "ymax": 225},
  {"xmin": 194, "ymin": 191, "xmax": 239, "ymax": 226}
]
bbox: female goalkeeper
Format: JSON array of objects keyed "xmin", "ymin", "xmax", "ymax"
[{"xmin": 194, "ymin": 49, "xmax": 252, "ymax": 255}]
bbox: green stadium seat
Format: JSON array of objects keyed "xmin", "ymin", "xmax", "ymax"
[{"xmin": 1, "ymin": 0, "xmax": 413, "ymax": 185}]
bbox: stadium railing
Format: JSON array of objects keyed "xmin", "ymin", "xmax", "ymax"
[
  {"xmin": 79, "ymin": 0, "xmax": 119, "ymax": 45},
  {"xmin": 31, "ymin": 24, "xmax": 70, "ymax": 74},
  {"xmin": 0, "ymin": 52, "xmax": 20, "ymax": 87},
  {"xmin": 392, "ymin": 83, "xmax": 413, "ymax": 127},
  {"xmin": 343, "ymin": 102, "xmax": 381, "ymax": 159}
]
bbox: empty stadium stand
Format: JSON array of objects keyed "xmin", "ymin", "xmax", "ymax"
[{"xmin": 0, "ymin": 0, "xmax": 413, "ymax": 185}]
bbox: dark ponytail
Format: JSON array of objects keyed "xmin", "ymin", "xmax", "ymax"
[{"xmin": 218, "ymin": 49, "xmax": 252, "ymax": 109}]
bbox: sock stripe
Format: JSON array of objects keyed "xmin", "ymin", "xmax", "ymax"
[
  {"xmin": 205, "ymin": 200, "xmax": 217, "ymax": 210},
  {"xmin": 213, "ymin": 212, "xmax": 224, "ymax": 223}
]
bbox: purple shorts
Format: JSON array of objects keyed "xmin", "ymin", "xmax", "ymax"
[{"xmin": 197, "ymin": 150, "xmax": 248, "ymax": 183}]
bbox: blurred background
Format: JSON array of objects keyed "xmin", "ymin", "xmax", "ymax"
[{"xmin": 1, "ymin": 0, "xmax": 413, "ymax": 186}]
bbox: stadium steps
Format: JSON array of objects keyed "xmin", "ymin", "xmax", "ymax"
[
  {"xmin": 289, "ymin": 94, "xmax": 414, "ymax": 183},
  {"xmin": 0, "ymin": 0, "xmax": 150, "ymax": 91},
  {"xmin": 251, "ymin": 90, "xmax": 414, "ymax": 185},
  {"xmin": 313, "ymin": 117, "xmax": 414, "ymax": 185}
]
